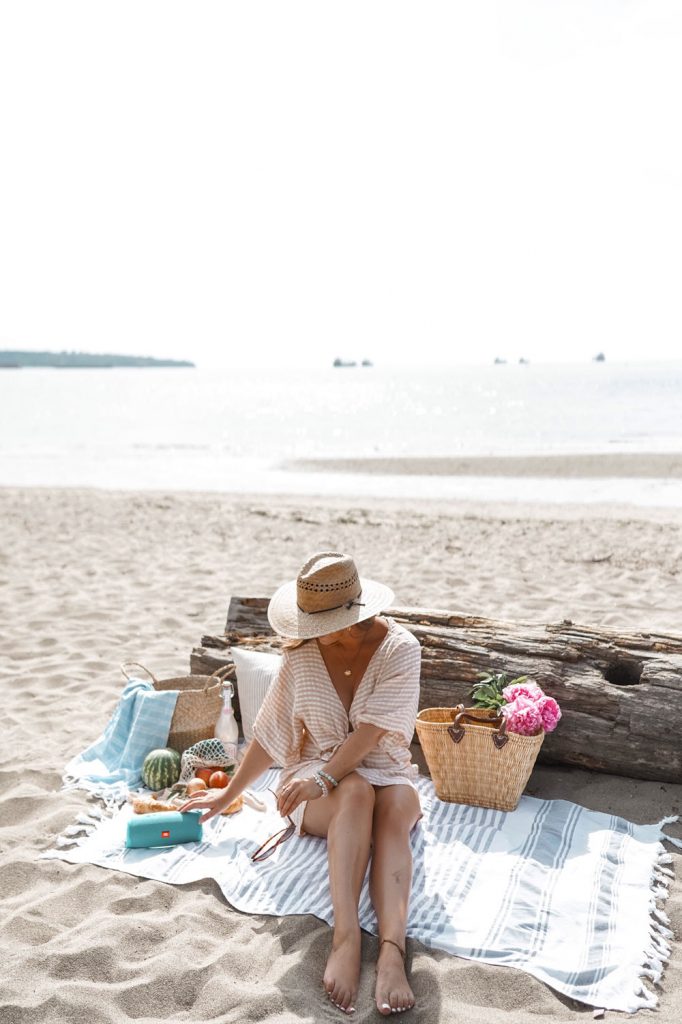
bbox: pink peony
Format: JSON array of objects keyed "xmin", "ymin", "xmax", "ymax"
[
  {"xmin": 502, "ymin": 681, "xmax": 543, "ymax": 703},
  {"xmin": 538, "ymin": 695, "xmax": 562, "ymax": 732},
  {"xmin": 502, "ymin": 695, "xmax": 543, "ymax": 736}
]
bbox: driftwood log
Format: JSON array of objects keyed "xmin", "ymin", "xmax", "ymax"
[{"xmin": 190, "ymin": 598, "xmax": 682, "ymax": 784}]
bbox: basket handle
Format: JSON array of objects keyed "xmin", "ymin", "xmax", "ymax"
[
  {"xmin": 207, "ymin": 663, "xmax": 236, "ymax": 693},
  {"xmin": 448, "ymin": 710, "xmax": 509, "ymax": 749},
  {"xmin": 121, "ymin": 662, "xmax": 158, "ymax": 684}
]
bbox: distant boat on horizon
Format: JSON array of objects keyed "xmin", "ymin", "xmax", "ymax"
[
  {"xmin": 593, "ymin": 352, "xmax": 606, "ymax": 363},
  {"xmin": 333, "ymin": 358, "xmax": 374, "ymax": 368}
]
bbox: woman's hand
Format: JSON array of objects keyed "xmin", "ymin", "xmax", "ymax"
[
  {"xmin": 277, "ymin": 777, "xmax": 325, "ymax": 817},
  {"xmin": 179, "ymin": 787, "xmax": 231, "ymax": 824}
]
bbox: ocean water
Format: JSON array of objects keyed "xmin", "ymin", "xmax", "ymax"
[{"xmin": 1, "ymin": 362, "xmax": 681, "ymax": 505}]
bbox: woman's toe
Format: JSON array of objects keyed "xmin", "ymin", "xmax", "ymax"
[{"xmin": 338, "ymin": 989, "xmax": 352, "ymax": 1012}]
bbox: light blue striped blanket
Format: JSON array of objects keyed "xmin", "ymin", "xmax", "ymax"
[
  {"xmin": 45, "ymin": 769, "xmax": 680, "ymax": 1013},
  {"xmin": 62, "ymin": 678, "xmax": 177, "ymax": 804}
]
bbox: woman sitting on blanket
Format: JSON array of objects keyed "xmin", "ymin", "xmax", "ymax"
[{"xmin": 181, "ymin": 552, "xmax": 422, "ymax": 1016}]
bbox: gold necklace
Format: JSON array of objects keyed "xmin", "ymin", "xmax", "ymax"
[{"xmin": 339, "ymin": 629, "xmax": 371, "ymax": 678}]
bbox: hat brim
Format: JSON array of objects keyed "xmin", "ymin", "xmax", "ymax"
[{"xmin": 267, "ymin": 576, "xmax": 395, "ymax": 640}]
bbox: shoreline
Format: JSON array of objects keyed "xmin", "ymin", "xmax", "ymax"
[
  {"xmin": 5, "ymin": 450, "xmax": 682, "ymax": 509},
  {"xmin": 283, "ymin": 451, "xmax": 682, "ymax": 478}
]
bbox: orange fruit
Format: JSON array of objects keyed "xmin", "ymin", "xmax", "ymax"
[
  {"xmin": 186, "ymin": 778, "xmax": 207, "ymax": 795},
  {"xmin": 195, "ymin": 768, "xmax": 213, "ymax": 784},
  {"xmin": 208, "ymin": 770, "xmax": 229, "ymax": 789}
]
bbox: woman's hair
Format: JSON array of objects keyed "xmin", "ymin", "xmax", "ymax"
[
  {"xmin": 281, "ymin": 637, "xmax": 308, "ymax": 651},
  {"xmin": 281, "ymin": 615, "xmax": 376, "ymax": 651}
]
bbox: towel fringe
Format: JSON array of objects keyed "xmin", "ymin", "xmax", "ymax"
[
  {"xmin": 633, "ymin": 831, "xmax": 679, "ymax": 1013},
  {"xmin": 76, "ymin": 812, "xmax": 101, "ymax": 827},
  {"xmin": 61, "ymin": 774, "xmax": 131, "ymax": 810},
  {"xmin": 52, "ymin": 802, "xmax": 112, "ymax": 850},
  {"xmin": 647, "ymin": 935, "xmax": 671, "ymax": 961},
  {"xmin": 63, "ymin": 824, "xmax": 90, "ymax": 837},
  {"xmin": 656, "ymin": 815, "xmax": 682, "ymax": 849},
  {"xmin": 632, "ymin": 982, "xmax": 658, "ymax": 1011},
  {"xmin": 55, "ymin": 834, "xmax": 79, "ymax": 849},
  {"xmin": 644, "ymin": 956, "xmax": 663, "ymax": 978},
  {"xmin": 652, "ymin": 906, "xmax": 671, "ymax": 927}
]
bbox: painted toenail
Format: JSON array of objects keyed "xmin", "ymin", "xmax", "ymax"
[{"xmin": 382, "ymin": 1004, "xmax": 391, "ymax": 1010}]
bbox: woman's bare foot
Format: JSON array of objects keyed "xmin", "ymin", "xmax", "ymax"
[
  {"xmin": 375, "ymin": 940, "xmax": 415, "ymax": 1015},
  {"xmin": 323, "ymin": 929, "xmax": 361, "ymax": 1014}
]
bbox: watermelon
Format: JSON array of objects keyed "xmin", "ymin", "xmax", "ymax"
[{"xmin": 142, "ymin": 747, "xmax": 181, "ymax": 790}]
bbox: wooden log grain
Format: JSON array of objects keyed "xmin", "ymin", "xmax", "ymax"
[{"xmin": 189, "ymin": 597, "xmax": 682, "ymax": 783}]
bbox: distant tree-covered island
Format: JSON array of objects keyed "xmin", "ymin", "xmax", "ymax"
[{"xmin": 0, "ymin": 350, "xmax": 195, "ymax": 368}]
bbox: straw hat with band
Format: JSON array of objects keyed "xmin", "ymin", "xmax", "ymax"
[{"xmin": 267, "ymin": 552, "xmax": 395, "ymax": 640}]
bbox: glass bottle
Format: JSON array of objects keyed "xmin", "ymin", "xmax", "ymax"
[{"xmin": 215, "ymin": 681, "xmax": 239, "ymax": 761}]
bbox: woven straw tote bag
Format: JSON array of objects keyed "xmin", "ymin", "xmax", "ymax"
[
  {"xmin": 416, "ymin": 705, "xmax": 544, "ymax": 812},
  {"xmin": 121, "ymin": 662, "xmax": 235, "ymax": 753}
]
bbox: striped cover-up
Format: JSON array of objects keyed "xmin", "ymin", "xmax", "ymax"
[
  {"xmin": 45, "ymin": 769, "xmax": 681, "ymax": 1013},
  {"xmin": 252, "ymin": 617, "xmax": 422, "ymax": 834}
]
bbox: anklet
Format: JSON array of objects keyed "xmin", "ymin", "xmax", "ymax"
[{"xmin": 379, "ymin": 938, "xmax": 405, "ymax": 960}]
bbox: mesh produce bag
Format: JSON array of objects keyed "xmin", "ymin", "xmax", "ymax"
[{"xmin": 179, "ymin": 738, "xmax": 237, "ymax": 783}]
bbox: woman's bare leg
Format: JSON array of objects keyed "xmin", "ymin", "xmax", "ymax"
[
  {"xmin": 302, "ymin": 773, "xmax": 375, "ymax": 1014},
  {"xmin": 370, "ymin": 785, "xmax": 421, "ymax": 1015}
]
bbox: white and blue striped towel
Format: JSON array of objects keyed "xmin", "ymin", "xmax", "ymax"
[
  {"xmin": 62, "ymin": 677, "xmax": 178, "ymax": 803},
  {"xmin": 46, "ymin": 770, "xmax": 680, "ymax": 1013}
]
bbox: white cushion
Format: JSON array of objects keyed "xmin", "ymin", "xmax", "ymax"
[{"xmin": 230, "ymin": 646, "xmax": 282, "ymax": 746}]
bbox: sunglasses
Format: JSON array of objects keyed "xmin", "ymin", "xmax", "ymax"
[{"xmin": 251, "ymin": 790, "xmax": 295, "ymax": 863}]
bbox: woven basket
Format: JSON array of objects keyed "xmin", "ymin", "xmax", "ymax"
[
  {"xmin": 415, "ymin": 705, "xmax": 544, "ymax": 811},
  {"xmin": 121, "ymin": 662, "xmax": 235, "ymax": 753}
]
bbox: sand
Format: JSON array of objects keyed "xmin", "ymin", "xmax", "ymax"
[
  {"xmin": 284, "ymin": 452, "xmax": 682, "ymax": 478},
  {"xmin": 1, "ymin": 484, "xmax": 681, "ymax": 1024}
]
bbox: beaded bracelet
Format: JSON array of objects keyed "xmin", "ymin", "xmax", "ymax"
[
  {"xmin": 318, "ymin": 769, "xmax": 339, "ymax": 789},
  {"xmin": 312, "ymin": 773, "xmax": 329, "ymax": 798}
]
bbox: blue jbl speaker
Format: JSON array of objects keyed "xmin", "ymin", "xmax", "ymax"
[{"xmin": 125, "ymin": 811, "xmax": 203, "ymax": 849}]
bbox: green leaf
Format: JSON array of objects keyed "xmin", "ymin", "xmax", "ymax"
[{"xmin": 470, "ymin": 669, "xmax": 529, "ymax": 708}]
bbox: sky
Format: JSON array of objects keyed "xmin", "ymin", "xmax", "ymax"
[{"xmin": 0, "ymin": 1, "xmax": 681, "ymax": 369}]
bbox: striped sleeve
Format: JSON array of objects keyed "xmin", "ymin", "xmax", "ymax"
[
  {"xmin": 357, "ymin": 634, "xmax": 421, "ymax": 743},
  {"xmin": 251, "ymin": 651, "xmax": 304, "ymax": 768}
]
